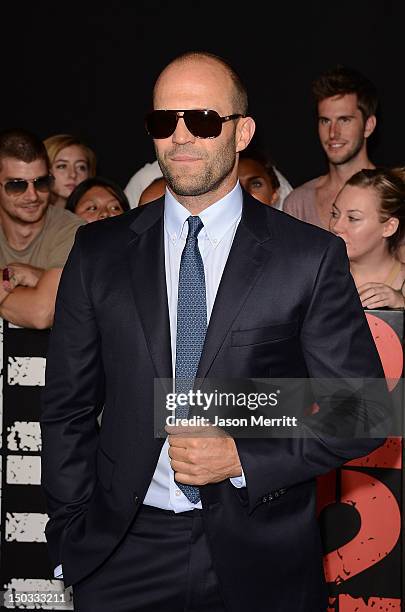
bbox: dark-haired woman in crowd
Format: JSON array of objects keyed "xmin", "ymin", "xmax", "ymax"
[
  {"xmin": 238, "ymin": 149, "xmax": 281, "ymax": 207},
  {"xmin": 330, "ymin": 167, "xmax": 405, "ymax": 309},
  {"xmin": 44, "ymin": 134, "xmax": 97, "ymax": 208},
  {"xmin": 66, "ymin": 176, "xmax": 130, "ymax": 223}
]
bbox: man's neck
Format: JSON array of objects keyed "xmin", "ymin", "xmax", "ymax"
[
  {"xmin": 170, "ymin": 174, "xmax": 239, "ymax": 215},
  {"xmin": 0, "ymin": 212, "xmax": 46, "ymax": 251}
]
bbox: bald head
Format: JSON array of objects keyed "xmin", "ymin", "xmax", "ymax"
[
  {"xmin": 153, "ymin": 52, "xmax": 248, "ymax": 116},
  {"xmin": 149, "ymin": 51, "xmax": 255, "ymax": 211}
]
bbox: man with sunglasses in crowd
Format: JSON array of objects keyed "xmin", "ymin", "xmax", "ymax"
[
  {"xmin": 0, "ymin": 128, "xmax": 84, "ymax": 329},
  {"xmin": 42, "ymin": 52, "xmax": 387, "ymax": 611}
]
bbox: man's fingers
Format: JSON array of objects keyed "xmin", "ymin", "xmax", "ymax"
[
  {"xmin": 166, "ymin": 424, "xmax": 226, "ymax": 439},
  {"xmin": 171, "ymin": 459, "xmax": 200, "ymax": 475},
  {"xmin": 167, "ymin": 434, "xmax": 189, "ymax": 448},
  {"xmin": 165, "ymin": 424, "xmax": 195, "ymax": 436},
  {"xmin": 166, "ymin": 424, "xmax": 212, "ymax": 435},
  {"xmin": 168, "ymin": 446, "xmax": 190, "ymax": 462},
  {"xmin": 174, "ymin": 471, "xmax": 207, "ymax": 485},
  {"xmin": 168, "ymin": 434, "xmax": 210, "ymax": 452}
]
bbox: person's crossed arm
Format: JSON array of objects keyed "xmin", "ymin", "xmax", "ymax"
[{"xmin": 0, "ymin": 262, "xmax": 62, "ymax": 329}]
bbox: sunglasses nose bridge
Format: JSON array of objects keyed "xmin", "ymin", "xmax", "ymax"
[
  {"xmin": 23, "ymin": 180, "xmax": 40, "ymax": 199},
  {"xmin": 171, "ymin": 111, "xmax": 196, "ymax": 142}
]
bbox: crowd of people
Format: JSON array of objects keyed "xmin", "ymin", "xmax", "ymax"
[{"xmin": 0, "ymin": 63, "xmax": 404, "ymax": 332}]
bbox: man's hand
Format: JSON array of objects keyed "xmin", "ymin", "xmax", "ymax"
[
  {"xmin": 3, "ymin": 263, "xmax": 43, "ymax": 291},
  {"xmin": 166, "ymin": 424, "xmax": 242, "ymax": 485}
]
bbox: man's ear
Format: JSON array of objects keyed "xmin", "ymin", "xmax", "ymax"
[
  {"xmin": 364, "ymin": 114, "xmax": 376, "ymax": 139},
  {"xmin": 236, "ymin": 117, "xmax": 256, "ymax": 153}
]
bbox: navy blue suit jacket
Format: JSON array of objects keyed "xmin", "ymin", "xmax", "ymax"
[{"xmin": 41, "ymin": 192, "xmax": 387, "ymax": 611}]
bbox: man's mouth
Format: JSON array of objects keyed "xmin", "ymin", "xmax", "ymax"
[
  {"xmin": 170, "ymin": 155, "xmax": 201, "ymax": 162},
  {"xmin": 21, "ymin": 204, "xmax": 40, "ymax": 210}
]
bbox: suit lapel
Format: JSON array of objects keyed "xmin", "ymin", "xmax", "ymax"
[
  {"xmin": 126, "ymin": 199, "xmax": 172, "ymax": 380},
  {"xmin": 197, "ymin": 196, "xmax": 273, "ymax": 378},
  {"xmin": 125, "ymin": 194, "xmax": 273, "ymax": 381}
]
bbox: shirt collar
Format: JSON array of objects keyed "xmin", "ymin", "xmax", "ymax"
[{"xmin": 164, "ymin": 182, "xmax": 243, "ymax": 247}]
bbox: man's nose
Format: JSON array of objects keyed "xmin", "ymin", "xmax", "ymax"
[
  {"xmin": 172, "ymin": 117, "xmax": 196, "ymax": 144},
  {"xmin": 329, "ymin": 120, "xmax": 340, "ymax": 140},
  {"xmin": 23, "ymin": 182, "xmax": 39, "ymax": 202},
  {"xmin": 98, "ymin": 209, "xmax": 108, "ymax": 219}
]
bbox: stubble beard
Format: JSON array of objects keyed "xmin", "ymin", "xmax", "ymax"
[
  {"xmin": 156, "ymin": 134, "xmax": 237, "ymax": 197},
  {"xmin": 0, "ymin": 199, "xmax": 49, "ymax": 226},
  {"xmin": 327, "ymin": 134, "xmax": 366, "ymax": 167}
]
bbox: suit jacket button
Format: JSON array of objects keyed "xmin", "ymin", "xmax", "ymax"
[{"xmin": 134, "ymin": 495, "xmax": 139, "ymax": 504}]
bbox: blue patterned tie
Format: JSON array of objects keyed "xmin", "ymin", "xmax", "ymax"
[{"xmin": 174, "ymin": 216, "xmax": 206, "ymax": 503}]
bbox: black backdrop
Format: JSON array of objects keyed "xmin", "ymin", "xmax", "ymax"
[{"xmin": 2, "ymin": 0, "xmax": 404, "ymax": 190}]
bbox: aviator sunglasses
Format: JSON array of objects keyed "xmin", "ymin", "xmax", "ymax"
[
  {"xmin": 0, "ymin": 174, "xmax": 54, "ymax": 197},
  {"xmin": 145, "ymin": 109, "xmax": 244, "ymax": 139}
]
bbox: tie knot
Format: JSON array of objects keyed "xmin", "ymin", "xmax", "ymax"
[{"xmin": 187, "ymin": 216, "xmax": 204, "ymax": 240}]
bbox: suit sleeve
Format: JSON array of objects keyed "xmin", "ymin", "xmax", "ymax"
[
  {"xmin": 235, "ymin": 236, "xmax": 389, "ymax": 513},
  {"xmin": 40, "ymin": 227, "xmax": 105, "ymax": 567}
]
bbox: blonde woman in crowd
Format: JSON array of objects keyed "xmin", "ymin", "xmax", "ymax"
[
  {"xmin": 331, "ymin": 167, "xmax": 405, "ymax": 309},
  {"xmin": 44, "ymin": 134, "xmax": 97, "ymax": 208}
]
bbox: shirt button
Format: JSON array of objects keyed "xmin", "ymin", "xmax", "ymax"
[{"xmin": 175, "ymin": 489, "xmax": 181, "ymax": 497}]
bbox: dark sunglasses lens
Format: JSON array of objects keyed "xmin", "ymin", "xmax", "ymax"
[
  {"xmin": 4, "ymin": 180, "xmax": 28, "ymax": 196},
  {"xmin": 185, "ymin": 110, "xmax": 222, "ymax": 138},
  {"xmin": 4, "ymin": 175, "xmax": 52, "ymax": 196},
  {"xmin": 146, "ymin": 111, "xmax": 178, "ymax": 138},
  {"xmin": 35, "ymin": 175, "xmax": 53, "ymax": 192}
]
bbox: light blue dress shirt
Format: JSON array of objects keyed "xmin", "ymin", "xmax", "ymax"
[{"xmin": 143, "ymin": 182, "xmax": 246, "ymax": 512}]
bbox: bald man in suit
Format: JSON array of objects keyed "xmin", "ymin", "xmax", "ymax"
[{"xmin": 41, "ymin": 51, "xmax": 387, "ymax": 612}]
